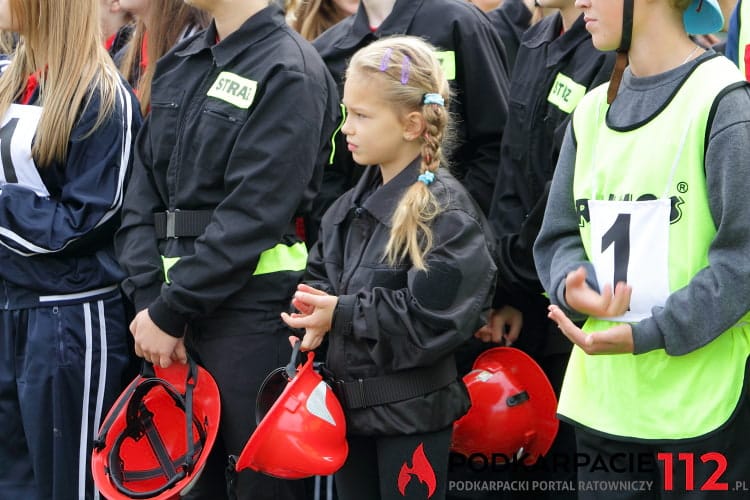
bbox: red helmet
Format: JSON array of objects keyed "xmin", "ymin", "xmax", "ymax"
[
  {"xmin": 452, "ymin": 347, "xmax": 558, "ymax": 465},
  {"xmin": 91, "ymin": 359, "xmax": 221, "ymax": 500},
  {"xmin": 235, "ymin": 340, "xmax": 348, "ymax": 479}
]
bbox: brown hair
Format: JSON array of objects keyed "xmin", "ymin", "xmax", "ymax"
[
  {"xmin": 0, "ymin": 0, "xmax": 121, "ymax": 167},
  {"xmin": 291, "ymin": 0, "xmax": 351, "ymax": 41},
  {"xmin": 346, "ymin": 36, "xmax": 451, "ymax": 270},
  {"xmin": 120, "ymin": 1, "xmax": 210, "ymax": 114}
]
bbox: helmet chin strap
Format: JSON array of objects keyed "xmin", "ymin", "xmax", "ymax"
[{"xmin": 607, "ymin": 0, "xmax": 634, "ymax": 104}]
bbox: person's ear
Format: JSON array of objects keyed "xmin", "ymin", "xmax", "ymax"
[{"xmin": 402, "ymin": 111, "xmax": 425, "ymax": 142}]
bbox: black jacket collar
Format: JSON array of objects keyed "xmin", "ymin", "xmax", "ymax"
[
  {"xmin": 334, "ymin": 0, "xmax": 425, "ymax": 50},
  {"xmin": 336, "ymin": 157, "xmax": 422, "ymax": 226},
  {"xmin": 524, "ymin": 12, "xmax": 590, "ymax": 67},
  {"xmin": 176, "ymin": 5, "xmax": 284, "ymax": 67}
]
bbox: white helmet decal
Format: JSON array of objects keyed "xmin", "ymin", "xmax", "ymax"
[{"xmin": 306, "ymin": 381, "xmax": 336, "ymax": 426}]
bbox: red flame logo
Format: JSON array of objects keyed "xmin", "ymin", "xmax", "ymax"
[{"xmin": 397, "ymin": 443, "xmax": 436, "ymax": 498}]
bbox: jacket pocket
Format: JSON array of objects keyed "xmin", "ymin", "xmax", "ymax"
[
  {"xmin": 150, "ymin": 90, "xmax": 185, "ymax": 164},
  {"xmin": 202, "ymin": 101, "xmax": 246, "ymax": 125}
]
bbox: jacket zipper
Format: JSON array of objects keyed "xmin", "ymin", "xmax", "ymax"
[{"xmin": 167, "ymin": 61, "xmax": 217, "ymax": 209}]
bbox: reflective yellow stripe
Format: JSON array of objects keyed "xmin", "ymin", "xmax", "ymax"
[
  {"xmin": 162, "ymin": 256, "xmax": 180, "ymax": 283},
  {"xmin": 253, "ymin": 241, "xmax": 308, "ymax": 276},
  {"xmin": 160, "ymin": 242, "xmax": 308, "ymax": 281},
  {"xmin": 330, "ymin": 103, "xmax": 346, "ymax": 165}
]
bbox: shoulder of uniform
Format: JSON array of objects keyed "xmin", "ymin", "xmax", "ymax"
[
  {"xmin": 430, "ymin": 169, "xmax": 482, "ymax": 217},
  {"xmin": 312, "ymin": 17, "xmax": 354, "ymax": 53}
]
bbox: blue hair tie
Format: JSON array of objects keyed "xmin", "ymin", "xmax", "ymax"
[
  {"xmin": 422, "ymin": 93, "xmax": 445, "ymax": 106},
  {"xmin": 418, "ymin": 171, "xmax": 435, "ymax": 185}
]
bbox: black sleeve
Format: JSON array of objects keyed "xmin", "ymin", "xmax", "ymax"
[{"xmin": 330, "ymin": 209, "xmax": 497, "ymax": 371}]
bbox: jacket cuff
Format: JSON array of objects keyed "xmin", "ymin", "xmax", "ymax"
[
  {"xmin": 331, "ymin": 294, "xmax": 356, "ymax": 337},
  {"xmin": 148, "ymin": 296, "xmax": 187, "ymax": 338},
  {"xmin": 631, "ymin": 322, "xmax": 666, "ymax": 354},
  {"xmin": 133, "ymin": 283, "xmax": 163, "ymax": 313}
]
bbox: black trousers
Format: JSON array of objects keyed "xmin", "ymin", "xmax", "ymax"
[
  {"xmin": 575, "ymin": 387, "xmax": 750, "ymax": 500},
  {"xmin": 182, "ymin": 324, "xmax": 307, "ymax": 500},
  {"xmin": 335, "ymin": 427, "xmax": 454, "ymax": 500}
]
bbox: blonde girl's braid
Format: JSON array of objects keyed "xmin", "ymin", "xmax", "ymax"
[
  {"xmin": 420, "ymin": 90, "xmax": 448, "ymax": 176},
  {"xmin": 346, "ymin": 36, "xmax": 451, "ymax": 270}
]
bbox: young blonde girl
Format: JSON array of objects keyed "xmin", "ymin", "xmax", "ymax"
[
  {"xmin": 282, "ymin": 36, "xmax": 496, "ymax": 500},
  {"xmin": 0, "ymin": 0, "xmax": 140, "ymax": 498}
]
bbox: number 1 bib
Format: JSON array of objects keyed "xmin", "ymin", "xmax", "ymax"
[
  {"xmin": 588, "ymin": 198, "xmax": 671, "ymax": 322},
  {"xmin": 0, "ymin": 103, "xmax": 47, "ymax": 197}
]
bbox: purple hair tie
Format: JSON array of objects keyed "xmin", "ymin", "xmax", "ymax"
[
  {"xmin": 400, "ymin": 56, "xmax": 411, "ymax": 85},
  {"xmin": 380, "ymin": 48, "xmax": 392, "ymax": 71}
]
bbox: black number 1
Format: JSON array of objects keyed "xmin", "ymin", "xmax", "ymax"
[
  {"xmin": 0, "ymin": 117, "xmax": 19, "ymax": 183},
  {"xmin": 601, "ymin": 213, "xmax": 630, "ymax": 285}
]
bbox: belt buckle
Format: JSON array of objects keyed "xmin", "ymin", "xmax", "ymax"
[{"xmin": 165, "ymin": 210, "xmax": 179, "ymax": 239}]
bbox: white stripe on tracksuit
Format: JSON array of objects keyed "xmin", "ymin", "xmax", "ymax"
[{"xmin": 78, "ymin": 300, "xmax": 108, "ymax": 500}]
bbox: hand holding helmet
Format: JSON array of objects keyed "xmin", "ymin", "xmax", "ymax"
[
  {"xmin": 234, "ymin": 339, "xmax": 348, "ymax": 479},
  {"xmin": 281, "ymin": 283, "xmax": 338, "ymax": 351}
]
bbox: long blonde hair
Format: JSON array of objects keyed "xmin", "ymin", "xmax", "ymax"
[
  {"xmin": 346, "ymin": 37, "xmax": 451, "ymax": 270},
  {"xmin": 0, "ymin": 0, "xmax": 121, "ymax": 168},
  {"xmin": 120, "ymin": 1, "xmax": 210, "ymax": 114}
]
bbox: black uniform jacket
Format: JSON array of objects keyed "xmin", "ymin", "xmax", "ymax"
[
  {"xmin": 488, "ymin": 13, "xmax": 614, "ymax": 354},
  {"xmin": 115, "ymin": 6, "xmax": 341, "ymax": 337},
  {"xmin": 311, "ymin": 0, "xmax": 510, "ymax": 233},
  {"xmin": 305, "ymin": 158, "xmax": 497, "ymax": 436},
  {"xmin": 486, "ymin": 0, "xmax": 533, "ymax": 72}
]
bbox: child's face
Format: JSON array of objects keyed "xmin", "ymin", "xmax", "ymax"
[
  {"xmin": 118, "ymin": 0, "xmax": 150, "ymax": 18},
  {"xmin": 341, "ymin": 73, "xmax": 417, "ymax": 173},
  {"xmin": 0, "ymin": 0, "xmax": 15, "ymax": 32},
  {"xmin": 575, "ymin": 0, "xmax": 622, "ymax": 51},
  {"xmin": 333, "ymin": 0, "xmax": 359, "ymax": 16}
]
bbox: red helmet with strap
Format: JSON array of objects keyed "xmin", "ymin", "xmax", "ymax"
[
  {"xmin": 451, "ymin": 347, "xmax": 558, "ymax": 465},
  {"xmin": 91, "ymin": 359, "xmax": 221, "ymax": 499},
  {"xmin": 235, "ymin": 340, "xmax": 348, "ymax": 479}
]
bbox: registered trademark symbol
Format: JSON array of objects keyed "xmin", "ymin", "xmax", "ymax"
[{"xmin": 677, "ymin": 182, "xmax": 688, "ymax": 193}]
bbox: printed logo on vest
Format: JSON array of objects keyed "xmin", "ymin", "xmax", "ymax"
[
  {"xmin": 207, "ymin": 72, "xmax": 257, "ymax": 109},
  {"xmin": 547, "ymin": 72, "xmax": 587, "ymax": 114},
  {"xmin": 398, "ymin": 443, "xmax": 437, "ymax": 498},
  {"xmin": 576, "ymin": 193, "xmax": 685, "ymax": 227}
]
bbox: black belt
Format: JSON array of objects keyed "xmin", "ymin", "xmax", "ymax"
[
  {"xmin": 333, "ymin": 356, "xmax": 457, "ymax": 410},
  {"xmin": 154, "ymin": 210, "xmax": 213, "ymax": 239},
  {"xmin": 154, "ymin": 210, "xmax": 299, "ymax": 240}
]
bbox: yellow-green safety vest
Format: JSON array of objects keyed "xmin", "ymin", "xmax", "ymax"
[{"xmin": 567, "ymin": 55, "xmax": 750, "ymax": 440}]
